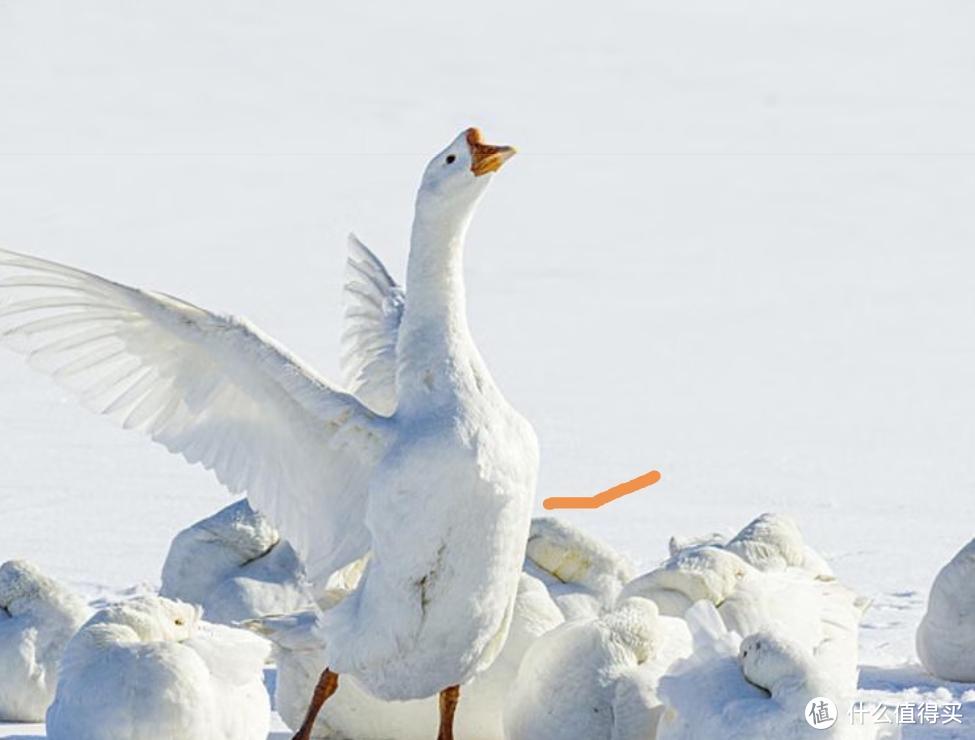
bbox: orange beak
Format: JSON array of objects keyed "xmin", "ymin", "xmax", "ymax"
[{"xmin": 467, "ymin": 128, "xmax": 516, "ymax": 177}]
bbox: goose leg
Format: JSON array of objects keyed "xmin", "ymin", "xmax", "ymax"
[
  {"xmin": 437, "ymin": 685, "xmax": 460, "ymax": 740},
  {"xmin": 292, "ymin": 668, "xmax": 339, "ymax": 740}
]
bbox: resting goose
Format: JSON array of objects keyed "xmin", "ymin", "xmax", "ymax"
[
  {"xmin": 916, "ymin": 536, "xmax": 975, "ymax": 681},
  {"xmin": 504, "ymin": 596, "xmax": 692, "ymax": 740},
  {"xmin": 0, "ymin": 127, "xmax": 531, "ymax": 740},
  {"xmin": 45, "ymin": 595, "xmax": 270, "ymax": 740},
  {"xmin": 523, "ymin": 516, "xmax": 636, "ymax": 621},
  {"xmin": 0, "ymin": 560, "xmax": 91, "ymax": 721},
  {"xmin": 656, "ymin": 603, "xmax": 894, "ymax": 740},
  {"xmin": 724, "ymin": 513, "xmax": 834, "ymax": 578},
  {"xmin": 160, "ymin": 498, "xmax": 312, "ymax": 624},
  {"xmin": 622, "ymin": 514, "xmax": 866, "ymax": 692}
]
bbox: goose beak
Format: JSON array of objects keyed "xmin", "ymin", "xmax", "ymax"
[{"xmin": 467, "ymin": 128, "xmax": 516, "ymax": 176}]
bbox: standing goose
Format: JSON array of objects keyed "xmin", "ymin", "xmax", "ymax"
[{"xmin": 0, "ymin": 128, "xmax": 536, "ymax": 739}]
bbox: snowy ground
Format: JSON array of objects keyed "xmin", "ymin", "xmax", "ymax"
[{"xmin": 2, "ymin": 0, "xmax": 975, "ymax": 737}]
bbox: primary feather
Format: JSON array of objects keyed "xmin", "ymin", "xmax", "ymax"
[
  {"xmin": 340, "ymin": 233, "xmax": 405, "ymax": 415},
  {"xmin": 0, "ymin": 248, "xmax": 391, "ymax": 585}
]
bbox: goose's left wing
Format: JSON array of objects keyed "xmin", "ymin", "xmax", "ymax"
[{"xmin": 0, "ymin": 248, "xmax": 393, "ymax": 583}]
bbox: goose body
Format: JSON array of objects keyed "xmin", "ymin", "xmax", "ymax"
[
  {"xmin": 45, "ymin": 596, "xmax": 270, "ymax": 740},
  {"xmin": 916, "ymin": 536, "xmax": 975, "ymax": 681},
  {"xmin": 504, "ymin": 597, "xmax": 692, "ymax": 740},
  {"xmin": 320, "ymin": 349, "xmax": 537, "ymax": 698},
  {"xmin": 160, "ymin": 498, "xmax": 311, "ymax": 624},
  {"xmin": 524, "ymin": 516, "xmax": 636, "ymax": 620},
  {"xmin": 622, "ymin": 513, "xmax": 866, "ymax": 691},
  {"xmin": 0, "ymin": 128, "xmax": 531, "ymax": 732},
  {"xmin": 252, "ymin": 573, "xmax": 563, "ymax": 739},
  {"xmin": 657, "ymin": 604, "xmax": 894, "ymax": 740},
  {"xmin": 0, "ymin": 560, "xmax": 91, "ymax": 721}
]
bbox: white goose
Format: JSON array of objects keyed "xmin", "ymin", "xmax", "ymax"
[
  {"xmin": 622, "ymin": 514, "xmax": 867, "ymax": 692},
  {"xmin": 504, "ymin": 596, "xmax": 692, "ymax": 740},
  {"xmin": 656, "ymin": 604, "xmax": 894, "ymax": 740},
  {"xmin": 0, "ymin": 560, "xmax": 91, "ymax": 721},
  {"xmin": 250, "ymin": 573, "xmax": 564, "ymax": 739},
  {"xmin": 0, "ymin": 127, "xmax": 533, "ymax": 740},
  {"xmin": 523, "ymin": 516, "xmax": 636, "ymax": 620},
  {"xmin": 46, "ymin": 596, "xmax": 270, "ymax": 740},
  {"xmin": 160, "ymin": 498, "xmax": 311, "ymax": 624},
  {"xmin": 916, "ymin": 537, "xmax": 975, "ymax": 682}
]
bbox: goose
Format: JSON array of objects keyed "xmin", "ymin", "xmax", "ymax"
[
  {"xmin": 723, "ymin": 513, "xmax": 834, "ymax": 578},
  {"xmin": 504, "ymin": 596, "xmax": 692, "ymax": 740},
  {"xmin": 667, "ymin": 512, "xmax": 832, "ymax": 578},
  {"xmin": 249, "ymin": 573, "xmax": 563, "ymax": 739},
  {"xmin": 0, "ymin": 127, "xmax": 531, "ymax": 740},
  {"xmin": 45, "ymin": 595, "xmax": 270, "ymax": 740},
  {"xmin": 160, "ymin": 498, "xmax": 312, "ymax": 624},
  {"xmin": 0, "ymin": 559, "xmax": 91, "ymax": 721},
  {"xmin": 916, "ymin": 536, "xmax": 975, "ymax": 681},
  {"xmin": 524, "ymin": 516, "xmax": 636, "ymax": 621},
  {"xmin": 656, "ymin": 603, "xmax": 894, "ymax": 740},
  {"xmin": 622, "ymin": 514, "xmax": 866, "ymax": 692}
]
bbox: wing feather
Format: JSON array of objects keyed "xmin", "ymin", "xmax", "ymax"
[
  {"xmin": 0, "ymin": 248, "xmax": 392, "ymax": 582},
  {"xmin": 339, "ymin": 234, "xmax": 404, "ymax": 415}
]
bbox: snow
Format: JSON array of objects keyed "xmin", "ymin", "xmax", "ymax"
[{"xmin": 1, "ymin": 0, "xmax": 975, "ymax": 737}]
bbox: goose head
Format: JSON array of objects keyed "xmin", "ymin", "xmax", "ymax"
[
  {"xmin": 603, "ymin": 597, "xmax": 660, "ymax": 663},
  {"xmin": 87, "ymin": 596, "xmax": 202, "ymax": 643},
  {"xmin": 415, "ymin": 127, "xmax": 516, "ymax": 223},
  {"xmin": 0, "ymin": 560, "xmax": 47, "ymax": 610},
  {"xmin": 739, "ymin": 632, "xmax": 806, "ymax": 692}
]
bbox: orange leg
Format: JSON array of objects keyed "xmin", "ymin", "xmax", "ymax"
[
  {"xmin": 437, "ymin": 685, "xmax": 460, "ymax": 740},
  {"xmin": 292, "ymin": 668, "xmax": 339, "ymax": 740}
]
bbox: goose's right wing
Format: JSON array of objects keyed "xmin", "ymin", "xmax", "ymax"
[
  {"xmin": 339, "ymin": 234, "xmax": 404, "ymax": 415},
  {"xmin": 0, "ymin": 248, "xmax": 393, "ymax": 583}
]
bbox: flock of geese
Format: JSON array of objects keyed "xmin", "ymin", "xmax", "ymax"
[
  {"xmin": 4, "ymin": 506, "xmax": 973, "ymax": 739},
  {"xmin": 0, "ymin": 129, "xmax": 972, "ymax": 739}
]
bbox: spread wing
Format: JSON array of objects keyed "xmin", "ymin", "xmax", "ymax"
[
  {"xmin": 339, "ymin": 234, "xmax": 404, "ymax": 415},
  {"xmin": 0, "ymin": 248, "xmax": 393, "ymax": 583}
]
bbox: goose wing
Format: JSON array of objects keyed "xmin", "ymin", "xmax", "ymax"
[
  {"xmin": 0, "ymin": 248, "xmax": 393, "ymax": 583},
  {"xmin": 339, "ymin": 234, "xmax": 404, "ymax": 415}
]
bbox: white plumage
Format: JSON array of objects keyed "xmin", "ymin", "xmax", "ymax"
[
  {"xmin": 504, "ymin": 596, "xmax": 692, "ymax": 740},
  {"xmin": 0, "ymin": 128, "xmax": 533, "ymax": 717},
  {"xmin": 524, "ymin": 516, "xmax": 636, "ymax": 620},
  {"xmin": 666, "ymin": 512, "xmax": 833, "ymax": 577},
  {"xmin": 724, "ymin": 513, "xmax": 834, "ymax": 578},
  {"xmin": 0, "ymin": 246, "xmax": 387, "ymax": 586},
  {"xmin": 622, "ymin": 513, "xmax": 867, "ymax": 691},
  {"xmin": 718, "ymin": 566, "xmax": 866, "ymax": 693},
  {"xmin": 248, "ymin": 573, "xmax": 563, "ymax": 739},
  {"xmin": 160, "ymin": 498, "xmax": 312, "ymax": 624},
  {"xmin": 623, "ymin": 543, "xmax": 750, "ymax": 617},
  {"xmin": 340, "ymin": 233, "xmax": 405, "ymax": 416},
  {"xmin": 45, "ymin": 595, "xmax": 270, "ymax": 740},
  {"xmin": 916, "ymin": 536, "xmax": 975, "ymax": 682},
  {"xmin": 656, "ymin": 603, "xmax": 895, "ymax": 740},
  {"xmin": 0, "ymin": 560, "xmax": 91, "ymax": 721}
]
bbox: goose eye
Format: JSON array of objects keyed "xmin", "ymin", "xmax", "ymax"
[
  {"xmin": 175, "ymin": 618, "xmax": 184, "ymax": 626},
  {"xmin": 445, "ymin": 155, "xmax": 456, "ymax": 165}
]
